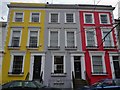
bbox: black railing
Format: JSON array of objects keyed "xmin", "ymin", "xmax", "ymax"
[
  {"xmin": 85, "ymin": 71, "xmax": 90, "ymax": 85},
  {"xmin": 72, "ymin": 71, "xmax": 75, "ymax": 89},
  {"xmin": 40, "ymin": 71, "xmax": 43, "ymax": 83}
]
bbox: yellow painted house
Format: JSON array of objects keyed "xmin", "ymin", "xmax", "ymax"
[{"xmin": 2, "ymin": 2, "xmax": 45, "ymax": 84}]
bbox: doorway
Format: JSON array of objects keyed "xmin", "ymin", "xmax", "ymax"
[
  {"xmin": 113, "ymin": 56, "xmax": 120, "ymax": 78},
  {"xmin": 74, "ymin": 56, "xmax": 81, "ymax": 79},
  {"xmin": 33, "ymin": 56, "xmax": 41, "ymax": 80}
]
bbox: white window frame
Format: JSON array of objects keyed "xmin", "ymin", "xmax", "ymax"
[
  {"xmin": 101, "ymin": 28, "xmax": 114, "ymax": 47},
  {"xmin": 89, "ymin": 51, "xmax": 106, "ymax": 75},
  {"xmin": 27, "ymin": 28, "xmax": 40, "ymax": 48},
  {"xmin": 65, "ymin": 13, "xmax": 75, "ymax": 23},
  {"xmin": 30, "ymin": 12, "xmax": 41, "ymax": 22},
  {"xmin": 9, "ymin": 52, "xmax": 26, "ymax": 75},
  {"xmin": 13, "ymin": 12, "xmax": 24, "ymax": 22},
  {"xmin": 9, "ymin": 28, "xmax": 22, "ymax": 47},
  {"xmin": 99, "ymin": 13, "xmax": 110, "ymax": 24},
  {"xmin": 48, "ymin": 29, "xmax": 60, "ymax": 47},
  {"xmin": 85, "ymin": 28, "xmax": 97, "ymax": 47},
  {"xmin": 52, "ymin": 53, "xmax": 66, "ymax": 75},
  {"xmin": 84, "ymin": 13, "xmax": 94, "ymax": 24},
  {"xmin": 49, "ymin": 12, "xmax": 60, "ymax": 23},
  {"xmin": 65, "ymin": 29, "xmax": 77, "ymax": 47}
]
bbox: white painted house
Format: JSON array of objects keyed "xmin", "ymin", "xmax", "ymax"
[{"xmin": 0, "ymin": 22, "xmax": 7, "ymax": 83}]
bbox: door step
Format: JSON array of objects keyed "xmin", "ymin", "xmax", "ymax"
[{"xmin": 74, "ymin": 79, "xmax": 88, "ymax": 89}]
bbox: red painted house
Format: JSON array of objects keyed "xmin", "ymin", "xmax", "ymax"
[{"xmin": 79, "ymin": 5, "xmax": 120, "ymax": 84}]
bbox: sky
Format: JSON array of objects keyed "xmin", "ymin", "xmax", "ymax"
[{"xmin": 0, "ymin": 0, "xmax": 120, "ymax": 21}]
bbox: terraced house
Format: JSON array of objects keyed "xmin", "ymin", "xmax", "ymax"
[
  {"xmin": 0, "ymin": 22, "xmax": 7, "ymax": 84},
  {"xmin": 2, "ymin": 3, "xmax": 45, "ymax": 83},
  {"xmin": 2, "ymin": 2, "xmax": 119, "ymax": 89},
  {"xmin": 44, "ymin": 4, "xmax": 84, "ymax": 88}
]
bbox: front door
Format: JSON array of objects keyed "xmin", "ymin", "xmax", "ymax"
[
  {"xmin": 113, "ymin": 56, "xmax": 120, "ymax": 78},
  {"xmin": 74, "ymin": 56, "xmax": 81, "ymax": 79},
  {"xmin": 33, "ymin": 56, "xmax": 41, "ymax": 80}
]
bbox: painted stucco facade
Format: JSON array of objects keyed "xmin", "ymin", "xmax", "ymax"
[
  {"xmin": 79, "ymin": 7, "xmax": 119, "ymax": 84},
  {"xmin": 44, "ymin": 8, "xmax": 84, "ymax": 88},
  {"xmin": 2, "ymin": 2, "xmax": 119, "ymax": 89},
  {"xmin": 2, "ymin": 3, "xmax": 45, "ymax": 84}
]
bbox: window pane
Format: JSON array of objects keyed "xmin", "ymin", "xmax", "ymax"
[
  {"xmin": 92, "ymin": 56, "xmax": 103, "ymax": 73},
  {"xmin": 67, "ymin": 32, "xmax": 74, "ymax": 47},
  {"xmin": 15, "ymin": 13, "xmax": 23, "ymax": 22},
  {"xmin": 103, "ymin": 31, "xmax": 112, "ymax": 46},
  {"xmin": 66, "ymin": 14, "xmax": 74, "ymax": 23},
  {"xmin": 12, "ymin": 56, "xmax": 23, "ymax": 74},
  {"xmin": 86, "ymin": 30, "xmax": 95, "ymax": 46},
  {"xmin": 31, "ymin": 13, "xmax": 39, "ymax": 22},
  {"xmin": 100, "ymin": 15, "xmax": 108, "ymax": 24},
  {"xmin": 85, "ymin": 14, "xmax": 93, "ymax": 23},
  {"xmin": 50, "ymin": 31, "xmax": 58, "ymax": 47},
  {"xmin": 51, "ymin": 13, "xmax": 58, "ymax": 23},
  {"xmin": 29, "ymin": 31, "xmax": 38, "ymax": 48},
  {"xmin": 11, "ymin": 31, "xmax": 20, "ymax": 47},
  {"xmin": 54, "ymin": 56, "xmax": 64, "ymax": 74}
]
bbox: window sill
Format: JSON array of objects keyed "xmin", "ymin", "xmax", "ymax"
[
  {"xmin": 48, "ymin": 46, "xmax": 60, "ymax": 50},
  {"xmin": 29, "ymin": 22, "xmax": 40, "ymax": 23},
  {"xmin": 65, "ymin": 46, "xmax": 77, "ymax": 50},
  {"xmin": 51, "ymin": 73, "xmax": 67, "ymax": 77},
  {"xmin": 86, "ymin": 46, "xmax": 98, "ymax": 49},
  {"xmin": 26, "ymin": 46, "xmax": 39, "ymax": 50},
  {"xmin": 8, "ymin": 72, "xmax": 24, "ymax": 76},
  {"xmin": 8, "ymin": 46, "xmax": 20, "ymax": 50},
  {"xmin": 64, "ymin": 22, "xmax": 76, "ymax": 24},
  {"xmin": 48, "ymin": 22, "xmax": 60, "ymax": 24},
  {"xmin": 103, "ymin": 46, "xmax": 116, "ymax": 49},
  {"xmin": 12, "ymin": 21, "xmax": 24, "ymax": 23},
  {"xmin": 84, "ymin": 23, "xmax": 95, "ymax": 24},
  {"xmin": 91, "ymin": 72, "xmax": 108, "ymax": 75},
  {"xmin": 100, "ymin": 23, "xmax": 111, "ymax": 25}
]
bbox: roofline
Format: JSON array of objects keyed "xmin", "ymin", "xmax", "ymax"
[{"xmin": 7, "ymin": 3, "xmax": 115, "ymax": 10}]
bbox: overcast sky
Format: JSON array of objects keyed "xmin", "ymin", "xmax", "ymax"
[{"xmin": 0, "ymin": 0, "xmax": 120, "ymax": 21}]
